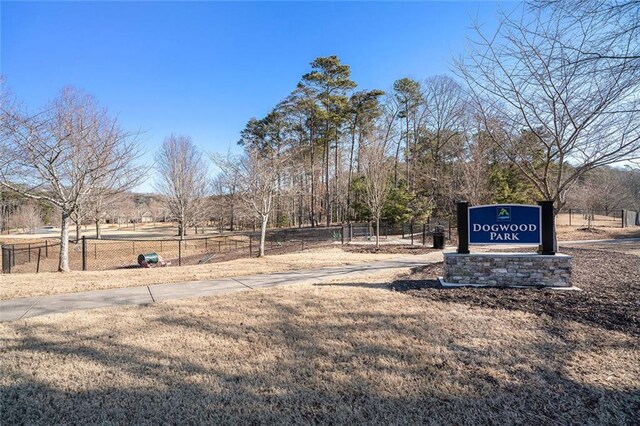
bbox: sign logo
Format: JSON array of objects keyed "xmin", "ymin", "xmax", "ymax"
[
  {"xmin": 497, "ymin": 207, "xmax": 511, "ymax": 222},
  {"xmin": 469, "ymin": 204, "xmax": 541, "ymax": 245}
]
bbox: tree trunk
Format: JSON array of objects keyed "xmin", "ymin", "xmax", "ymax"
[
  {"xmin": 59, "ymin": 211, "xmax": 71, "ymax": 272},
  {"xmin": 394, "ymin": 135, "xmax": 402, "ymax": 187},
  {"xmin": 259, "ymin": 214, "xmax": 268, "ymax": 257},
  {"xmin": 309, "ymin": 125, "xmax": 316, "ymax": 227},
  {"xmin": 95, "ymin": 219, "xmax": 101, "ymax": 239},
  {"xmin": 325, "ymin": 134, "xmax": 331, "ymax": 227},
  {"xmin": 334, "ymin": 133, "xmax": 339, "ymax": 223},
  {"xmin": 376, "ymin": 216, "xmax": 380, "ymax": 248},
  {"xmin": 347, "ymin": 129, "xmax": 357, "ymax": 221},
  {"xmin": 405, "ymin": 116, "xmax": 410, "ymax": 188},
  {"xmin": 75, "ymin": 221, "xmax": 81, "ymax": 241},
  {"xmin": 230, "ymin": 202, "xmax": 235, "ymax": 231}
]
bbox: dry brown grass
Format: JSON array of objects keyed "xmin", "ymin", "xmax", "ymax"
[
  {"xmin": 0, "ymin": 248, "xmax": 403, "ymax": 300},
  {"xmin": 0, "ymin": 223, "xmax": 193, "ymax": 243},
  {"xmin": 1, "ymin": 283, "xmax": 637, "ymax": 424},
  {"xmin": 556, "ymin": 226, "xmax": 640, "ymax": 241},
  {"xmin": 555, "ymin": 212, "xmax": 623, "ymax": 228}
]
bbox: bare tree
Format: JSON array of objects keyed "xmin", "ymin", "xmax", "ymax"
[
  {"xmin": 155, "ymin": 134, "xmax": 210, "ymax": 238},
  {"xmin": 12, "ymin": 203, "xmax": 43, "ymax": 234},
  {"xmin": 457, "ymin": 8, "xmax": 640, "ymax": 214},
  {"xmin": 566, "ymin": 166, "xmax": 637, "ymax": 213},
  {"xmin": 459, "ymin": 132, "xmax": 493, "ymax": 205},
  {"xmin": 214, "ymin": 149, "xmax": 287, "ymax": 257},
  {"xmin": 418, "ymin": 75, "xmax": 469, "ymax": 215},
  {"xmin": 71, "ymin": 202, "xmax": 87, "ymax": 241},
  {"xmin": 0, "ymin": 87, "xmax": 146, "ymax": 271},
  {"xmin": 530, "ymin": 0, "xmax": 639, "ymax": 71},
  {"xmin": 212, "ymin": 154, "xmax": 242, "ymax": 231},
  {"xmin": 88, "ymin": 190, "xmax": 127, "ymax": 238},
  {"xmin": 360, "ymin": 136, "xmax": 393, "ymax": 247},
  {"xmin": 0, "ymin": 187, "xmax": 21, "ymax": 233}
]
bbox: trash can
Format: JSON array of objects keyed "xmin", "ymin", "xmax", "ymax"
[
  {"xmin": 138, "ymin": 252, "xmax": 159, "ymax": 266},
  {"xmin": 432, "ymin": 227, "xmax": 445, "ymax": 249}
]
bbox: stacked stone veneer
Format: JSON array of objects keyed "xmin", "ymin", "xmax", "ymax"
[{"xmin": 443, "ymin": 252, "xmax": 572, "ymax": 287}]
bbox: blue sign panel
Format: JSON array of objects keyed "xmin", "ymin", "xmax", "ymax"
[{"xmin": 469, "ymin": 204, "xmax": 541, "ymax": 245}]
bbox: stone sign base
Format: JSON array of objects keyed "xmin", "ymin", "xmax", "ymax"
[{"xmin": 442, "ymin": 252, "xmax": 572, "ymax": 288}]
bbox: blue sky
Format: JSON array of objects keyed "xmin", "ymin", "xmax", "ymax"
[{"xmin": 2, "ymin": 1, "xmax": 509, "ymax": 190}]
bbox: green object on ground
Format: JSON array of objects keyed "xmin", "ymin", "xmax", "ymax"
[{"xmin": 138, "ymin": 253, "xmax": 159, "ymax": 265}]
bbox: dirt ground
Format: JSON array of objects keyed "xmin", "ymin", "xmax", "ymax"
[
  {"xmin": 391, "ymin": 247, "xmax": 640, "ymax": 337},
  {"xmin": 0, "ymin": 247, "xmax": 407, "ymax": 300},
  {"xmin": 1, "ymin": 251, "xmax": 638, "ymax": 424}
]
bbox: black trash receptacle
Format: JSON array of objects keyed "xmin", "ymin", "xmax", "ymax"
[{"xmin": 432, "ymin": 228, "xmax": 445, "ymax": 249}]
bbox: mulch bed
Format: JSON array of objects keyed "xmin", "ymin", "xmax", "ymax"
[
  {"xmin": 391, "ymin": 247, "xmax": 640, "ymax": 337},
  {"xmin": 343, "ymin": 244, "xmax": 440, "ymax": 255}
]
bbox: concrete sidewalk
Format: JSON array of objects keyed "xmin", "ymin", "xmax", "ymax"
[{"xmin": 0, "ymin": 255, "xmax": 439, "ymax": 322}]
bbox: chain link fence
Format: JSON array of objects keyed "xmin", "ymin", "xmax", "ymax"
[
  {"xmin": 1, "ymin": 220, "xmax": 453, "ymax": 274},
  {"xmin": 2, "ymin": 226, "xmax": 345, "ymax": 274},
  {"xmin": 346, "ymin": 218, "xmax": 452, "ymax": 245},
  {"xmin": 556, "ymin": 209, "xmax": 624, "ymax": 228}
]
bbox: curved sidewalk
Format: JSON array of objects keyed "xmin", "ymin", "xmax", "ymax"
[{"xmin": 0, "ymin": 255, "xmax": 440, "ymax": 322}]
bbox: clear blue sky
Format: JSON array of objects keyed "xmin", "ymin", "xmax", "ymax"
[{"xmin": 2, "ymin": 1, "xmax": 510, "ymax": 190}]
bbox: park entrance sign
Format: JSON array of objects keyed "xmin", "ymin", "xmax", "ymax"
[
  {"xmin": 469, "ymin": 204, "xmax": 541, "ymax": 245},
  {"xmin": 442, "ymin": 201, "xmax": 573, "ymax": 288}
]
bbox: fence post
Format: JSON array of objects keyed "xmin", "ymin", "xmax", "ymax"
[
  {"xmin": 249, "ymin": 234, "xmax": 253, "ymax": 256},
  {"xmin": 410, "ymin": 221, "xmax": 414, "ymax": 245},
  {"xmin": 621, "ymin": 209, "xmax": 625, "ymax": 228},
  {"xmin": 28, "ymin": 243, "xmax": 31, "ymax": 263},
  {"xmin": 2, "ymin": 246, "xmax": 10, "ymax": 274},
  {"xmin": 45, "ymin": 240, "xmax": 48, "ymax": 258},
  {"xmin": 36, "ymin": 248, "xmax": 42, "ymax": 274},
  {"xmin": 569, "ymin": 208, "xmax": 572, "ymax": 226},
  {"xmin": 349, "ymin": 223, "xmax": 353, "ymax": 242},
  {"xmin": 82, "ymin": 236, "xmax": 87, "ymax": 271},
  {"xmin": 385, "ymin": 222, "xmax": 388, "ymax": 239},
  {"xmin": 12, "ymin": 245, "xmax": 15, "ymax": 267},
  {"xmin": 341, "ymin": 225, "xmax": 344, "ymax": 245},
  {"xmin": 422, "ymin": 224, "xmax": 426, "ymax": 246},
  {"xmin": 178, "ymin": 240, "xmax": 182, "ymax": 266}
]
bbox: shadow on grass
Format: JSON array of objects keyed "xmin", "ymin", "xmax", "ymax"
[{"xmin": 2, "ymin": 290, "xmax": 639, "ymax": 425}]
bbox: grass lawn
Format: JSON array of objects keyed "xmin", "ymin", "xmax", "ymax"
[
  {"xmin": 1, "ymin": 247, "xmax": 638, "ymax": 424},
  {"xmin": 0, "ymin": 248, "xmax": 416, "ymax": 300}
]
